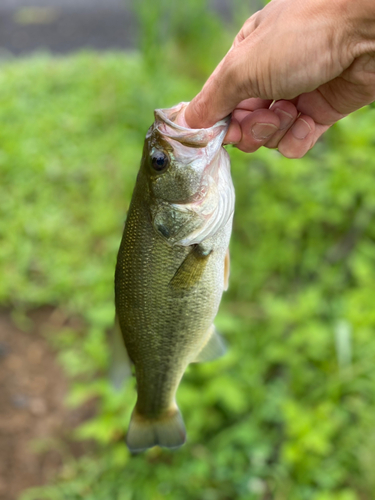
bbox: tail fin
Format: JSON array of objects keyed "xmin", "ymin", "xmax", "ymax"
[{"xmin": 126, "ymin": 406, "xmax": 186, "ymax": 452}]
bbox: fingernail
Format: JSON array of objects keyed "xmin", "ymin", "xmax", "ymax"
[
  {"xmin": 251, "ymin": 123, "xmax": 278, "ymax": 140},
  {"xmin": 273, "ymin": 108, "xmax": 293, "ymax": 130},
  {"xmin": 291, "ymin": 118, "xmax": 311, "ymax": 140}
]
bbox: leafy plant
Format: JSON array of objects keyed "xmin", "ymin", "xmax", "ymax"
[{"xmin": 1, "ymin": 10, "xmax": 375, "ymax": 500}]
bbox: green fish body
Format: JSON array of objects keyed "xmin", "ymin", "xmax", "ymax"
[{"xmin": 114, "ymin": 102, "xmax": 234, "ymax": 452}]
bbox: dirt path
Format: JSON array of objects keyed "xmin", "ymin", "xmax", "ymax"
[{"xmin": 0, "ymin": 308, "xmax": 94, "ymax": 500}]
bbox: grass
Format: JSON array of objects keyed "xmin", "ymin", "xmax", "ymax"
[{"xmin": 1, "ymin": 52, "xmax": 375, "ymax": 500}]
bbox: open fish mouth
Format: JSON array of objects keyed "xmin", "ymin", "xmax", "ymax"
[
  {"xmin": 154, "ymin": 102, "xmax": 229, "ymax": 149},
  {"xmin": 156, "ymin": 104, "xmax": 234, "ymax": 246},
  {"xmin": 145, "ymin": 101, "xmax": 235, "ymax": 247},
  {"xmin": 154, "ymin": 102, "xmax": 231, "ymax": 204}
]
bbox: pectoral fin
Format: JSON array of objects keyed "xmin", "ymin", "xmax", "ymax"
[
  {"xmin": 109, "ymin": 315, "xmax": 133, "ymax": 390},
  {"xmin": 169, "ymin": 245, "xmax": 211, "ymax": 290},
  {"xmin": 192, "ymin": 325, "xmax": 227, "ymax": 363}
]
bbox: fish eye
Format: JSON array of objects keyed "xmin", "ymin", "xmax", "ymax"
[{"xmin": 151, "ymin": 150, "xmax": 169, "ymax": 173}]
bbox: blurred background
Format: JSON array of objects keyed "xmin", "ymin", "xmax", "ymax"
[{"xmin": 1, "ymin": 1, "xmax": 375, "ymax": 500}]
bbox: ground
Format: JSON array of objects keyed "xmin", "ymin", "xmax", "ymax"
[{"xmin": 0, "ymin": 308, "xmax": 94, "ymax": 500}]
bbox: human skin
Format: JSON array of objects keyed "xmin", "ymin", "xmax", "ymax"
[{"xmin": 184, "ymin": 0, "xmax": 375, "ymax": 158}]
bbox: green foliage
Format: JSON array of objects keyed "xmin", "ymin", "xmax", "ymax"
[
  {"xmin": 0, "ymin": 53, "xmax": 198, "ymax": 310},
  {"xmin": 133, "ymin": 0, "xmax": 233, "ymax": 79},
  {"xmin": 1, "ymin": 21, "xmax": 375, "ymax": 500}
]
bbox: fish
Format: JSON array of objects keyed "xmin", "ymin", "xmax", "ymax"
[{"xmin": 114, "ymin": 101, "xmax": 235, "ymax": 452}]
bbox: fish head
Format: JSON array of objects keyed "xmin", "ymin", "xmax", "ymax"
[
  {"xmin": 141, "ymin": 103, "xmax": 226, "ymax": 203},
  {"xmin": 140, "ymin": 102, "xmax": 235, "ymax": 246}
]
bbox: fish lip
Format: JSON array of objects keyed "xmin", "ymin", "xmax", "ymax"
[
  {"xmin": 154, "ymin": 102, "xmax": 230, "ymax": 148},
  {"xmin": 155, "ymin": 102, "xmax": 229, "ymax": 132}
]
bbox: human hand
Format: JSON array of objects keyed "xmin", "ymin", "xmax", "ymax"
[{"xmin": 185, "ymin": 0, "xmax": 375, "ymax": 158}]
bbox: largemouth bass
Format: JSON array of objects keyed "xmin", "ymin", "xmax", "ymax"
[{"xmin": 114, "ymin": 102, "xmax": 235, "ymax": 452}]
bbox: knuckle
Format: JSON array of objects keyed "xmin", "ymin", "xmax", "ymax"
[{"xmin": 236, "ymin": 15, "xmax": 257, "ymax": 43}]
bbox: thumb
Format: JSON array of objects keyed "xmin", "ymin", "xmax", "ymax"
[{"xmin": 185, "ymin": 50, "xmax": 248, "ymax": 129}]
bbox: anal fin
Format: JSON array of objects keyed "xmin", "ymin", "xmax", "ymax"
[
  {"xmin": 193, "ymin": 325, "xmax": 227, "ymax": 363},
  {"xmin": 109, "ymin": 315, "xmax": 133, "ymax": 390}
]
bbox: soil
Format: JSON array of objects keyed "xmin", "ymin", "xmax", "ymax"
[{"xmin": 0, "ymin": 307, "xmax": 95, "ymax": 500}]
